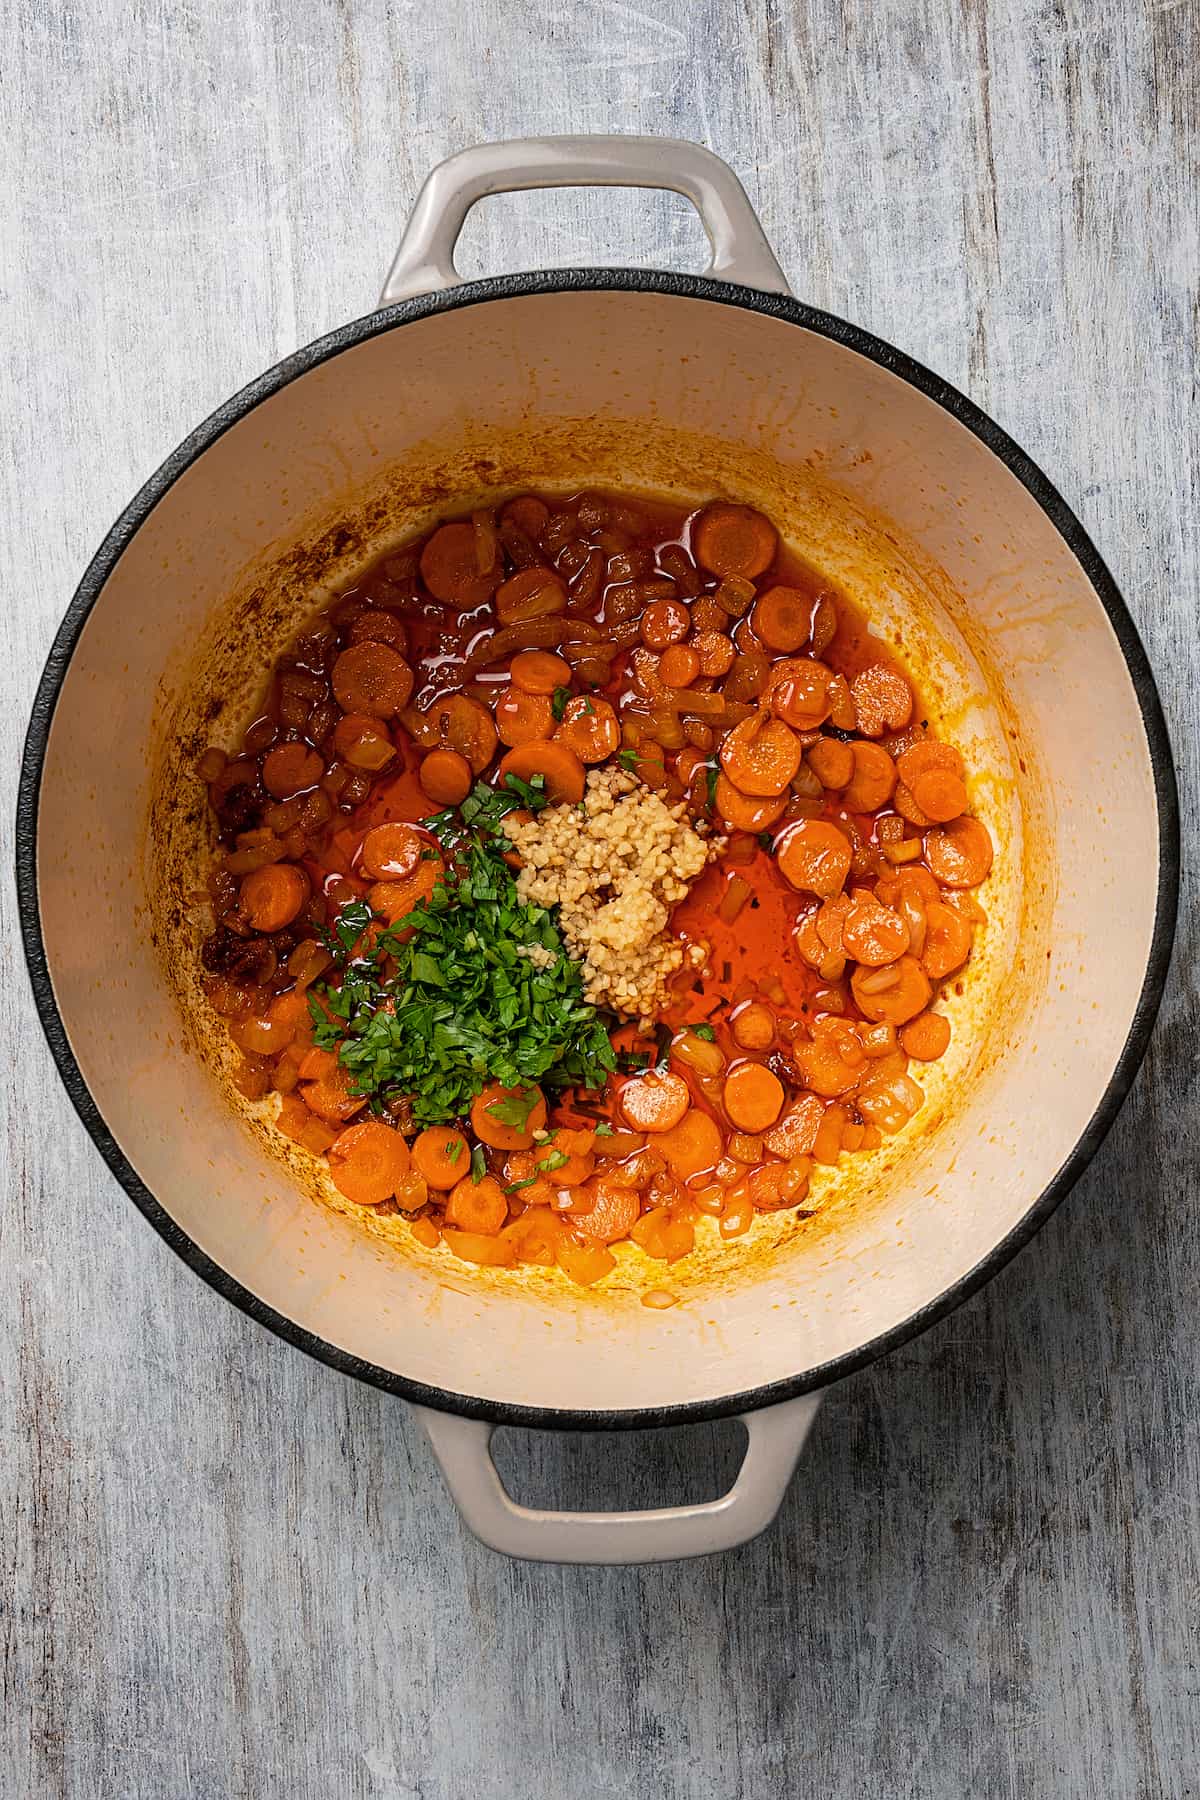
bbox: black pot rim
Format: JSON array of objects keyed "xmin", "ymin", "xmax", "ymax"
[{"xmin": 17, "ymin": 268, "xmax": 1180, "ymax": 1432}]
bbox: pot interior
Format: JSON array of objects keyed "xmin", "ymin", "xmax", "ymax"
[{"xmin": 32, "ymin": 287, "xmax": 1163, "ymax": 1414}]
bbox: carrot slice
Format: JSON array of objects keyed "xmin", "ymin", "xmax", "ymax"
[
  {"xmin": 419, "ymin": 748, "xmax": 473, "ymax": 806},
  {"xmin": 850, "ymin": 663, "xmax": 912, "ymax": 737},
  {"xmin": 445, "ymin": 1174, "xmax": 508, "ymax": 1235},
  {"xmin": 776, "ymin": 819, "xmax": 852, "ymax": 897},
  {"xmin": 723, "ymin": 1061, "xmax": 785, "ymax": 1132},
  {"xmin": 470, "ymin": 1082, "xmax": 547, "ymax": 1150},
  {"xmin": 692, "ymin": 630, "xmax": 735, "ymax": 677},
  {"xmin": 300, "ymin": 1060, "xmax": 367, "ymax": 1123},
  {"xmin": 714, "ymin": 774, "xmax": 787, "ymax": 834},
  {"xmin": 766, "ymin": 657, "xmax": 834, "ymax": 730},
  {"xmin": 367, "ymin": 858, "xmax": 443, "ymax": 927},
  {"xmin": 842, "ymin": 741, "xmax": 897, "ymax": 813},
  {"xmin": 496, "ymin": 740, "xmax": 586, "ymax": 804},
  {"xmin": 754, "ymin": 585, "xmax": 813, "ymax": 653},
  {"xmin": 851, "ymin": 954, "xmax": 932, "ymax": 1025},
  {"xmin": 502, "ymin": 495, "xmax": 550, "ymax": 541},
  {"xmin": 640, "ymin": 598, "xmax": 691, "ymax": 649},
  {"xmin": 359, "ymin": 822, "xmax": 426, "ymax": 882},
  {"xmin": 240, "ymin": 863, "xmax": 308, "ymax": 931},
  {"xmin": 420, "ymin": 522, "xmax": 502, "ymax": 608},
  {"xmin": 656, "ymin": 1107, "xmax": 724, "ymax": 1178},
  {"xmin": 331, "ymin": 642, "xmax": 414, "ymax": 717},
  {"xmin": 924, "ymin": 816, "xmax": 993, "ymax": 887},
  {"xmin": 895, "ymin": 739, "xmax": 964, "ymax": 790},
  {"xmin": 494, "ymin": 566, "xmax": 567, "ymax": 625},
  {"xmin": 332, "ymin": 714, "xmax": 395, "ymax": 773},
  {"xmin": 328, "ymin": 1119, "xmax": 412, "ymax": 1206},
  {"xmin": 719, "ymin": 714, "xmax": 803, "ymax": 796},
  {"xmin": 806, "ymin": 737, "xmax": 855, "ymax": 790},
  {"xmin": 842, "ymin": 896, "xmax": 911, "ymax": 966},
  {"xmin": 553, "ymin": 695, "xmax": 620, "ymax": 764},
  {"xmin": 658, "ymin": 644, "xmax": 700, "ymax": 687},
  {"xmin": 630, "ymin": 1205, "xmax": 695, "ymax": 1261},
  {"xmin": 619, "ymin": 1071, "xmax": 690, "ymax": 1133},
  {"xmin": 731, "ymin": 1002, "xmax": 775, "ymax": 1050},
  {"xmin": 262, "ymin": 741, "xmax": 324, "ymax": 799},
  {"xmin": 422, "ymin": 694, "xmax": 498, "ymax": 774},
  {"xmin": 900, "ymin": 1011, "xmax": 952, "ymax": 1061},
  {"xmin": 494, "ymin": 685, "xmax": 555, "ymax": 747},
  {"xmin": 911, "ymin": 768, "xmax": 968, "ymax": 823},
  {"xmin": 348, "ymin": 609, "xmax": 408, "ymax": 652},
  {"xmin": 893, "ymin": 780, "xmax": 933, "ymax": 827},
  {"xmin": 922, "ymin": 900, "xmax": 974, "ymax": 979},
  {"xmin": 510, "ymin": 649, "xmax": 571, "ymax": 695},
  {"xmin": 763, "ymin": 1093, "xmax": 825, "ymax": 1158},
  {"xmin": 692, "ymin": 502, "xmax": 778, "ymax": 579},
  {"xmin": 569, "ymin": 1179, "xmax": 641, "ymax": 1245},
  {"xmin": 411, "ymin": 1125, "xmax": 470, "ymax": 1189}
]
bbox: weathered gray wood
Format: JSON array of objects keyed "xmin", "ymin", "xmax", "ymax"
[{"xmin": 3, "ymin": 1, "xmax": 1198, "ymax": 1795}]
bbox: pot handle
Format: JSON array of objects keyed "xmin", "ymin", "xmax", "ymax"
[
  {"xmin": 380, "ymin": 136, "xmax": 790, "ymax": 305},
  {"xmin": 410, "ymin": 1392, "xmax": 822, "ymax": 1564}
]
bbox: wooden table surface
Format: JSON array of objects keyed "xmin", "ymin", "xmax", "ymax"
[{"xmin": 4, "ymin": 2, "xmax": 1197, "ymax": 1795}]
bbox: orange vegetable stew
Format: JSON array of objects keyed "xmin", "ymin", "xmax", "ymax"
[{"xmin": 195, "ymin": 491, "xmax": 993, "ymax": 1291}]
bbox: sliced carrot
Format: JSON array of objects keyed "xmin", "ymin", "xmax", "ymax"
[
  {"xmin": 367, "ymin": 858, "xmax": 443, "ymax": 927},
  {"xmin": 900, "ymin": 1011, "xmax": 952, "ymax": 1061},
  {"xmin": 300, "ymin": 1060, "xmax": 366, "ymax": 1123},
  {"xmin": 331, "ymin": 642, "xmax": 414, "ymax": 717},
  {"xmin": 348, "ymin": 609, "xmax": 408, "ymax": 652},
  {"xmin": 502, "ymin": 495, "xmax": 550, "ymax": 541},
  {"xmin": 723, "ymin": 1060, "xmax": 785, "ymax": 1132},
  {"xmin": 692, "ymin": 502, "xmax": 777, "ymax": 579},
  {"xmin": 924, "ymin": 815, "xmax": 993, "ymax": 887},
  {"xmin": 747, "ymin": 1157, "xmax": 811, "ymax": 1211},
  {"xmin": 692, "ymin": 630, "xmax": 735, "ymax": 677},
  {"xmin": 793, "ymin": 1020, "xmax": 864, "ymax": 1098},
  {"xmin": 494, "ymin": 566, "xmax": 567, "ymax": 625},
  {"xmin": 276, "ymin": 1092, "xmax": 313, "ymax": 1142},
  {"xmin": 656, "ymin": 1107, "xmax": 724, "ymax": 1178},
  {"xmin": 731, "ymin": 1002, "xmax": 775, "ymax": 1050},
  {"xmin": 423, "ymin": 694, "xmax": 498, "ymax": 774},
  {"xmin": 776, "ymin": 818, "xmax": 852, "ymax": 897},
  {"xmin": 714, "ymin": 774, "xmax": 787, "ymax": 833},
  {"xmin": 922, "ymin": 900, "xmax": 974, "ymax": 979},
  {"xmin": 445, "ymin": 1174, "xmax": 508, "ymax": 1236},
  {"xmin": 766, "ymin": 657, "xmax": 834, "ymax": 730},
  {"xmin": 510, "ymin": 648, "xmax": 570, "ymax": 695},
  {"xmin": 842, "ymin": 741, "xmax": 897, "ymax": 813},
  {"xmin": 842, "ymin": 896, "xmax": 911, "ymax": 966},
  {"xmin": 850, "ymin": 663, "xmax": 912, "ymax": 737},
  {"xmin": 619, "ymin": 1071, "xmax": 690, "ymax": 1134},
  {"xmin": 332, "ymin": 713, "xmax": 395, "ymax": 772},
  {"xmin": 658, "ymin": 643, "xmax": 700, "ymax": 687},
  {"xmin": 640, "ymin": 597, "xmax": 691, "ymax": 649},
  {"xmin": 328, "ymin": 1119, "xmax": 412, "ymax": 1206},
  {"xmin": 763, "ymin": 1093, "xmax": 825, "ymax": 1158},
  {"xmin": 494, "ymin": 685, "xmax": 554, "ymax": 747},
  {"xmin": 420, "ymin": 521, "xmax": 501, "ymax": 608},
  {"xmin": 806, "ymin": 737, "xmax": 855, "ymax": 790},
  {"xmin": 754, "ymin": 586, "xmax": 813, "ymax": 653},
  {"xmin": 443, "ymin": 1228, "xmax": 516, "ymax": 1268},
  {"xmin": 569, "ymin": 1179, "xmax": 641, "ymax": 1245},
  {"xmin": 262, "ymin": 741, "xmax": 324, "ymax": 799},
  {"xmin": 719, "ymin": 714, "xmax": 803, "ymax": 796},
  {"xmin": 911, "ymin": 768, "xmax": 968, "ymax": 823},
  {"xmin": 419, "ymin": 747, "xmax": 473, "ymax": 806},
  {"xmin": 497, "ymin": 740, "xmax": 586, "ymax": 804},
  {"xmin": 851, "ymin": 954, "xmax": 932, "ymax": 1025},
  {"xmin": 470, "ymin": 1082, "xmax": 547, "ymax": 1150},
  {"xmin": 412, "ymin": 1125, "xmax": 470, "ymax": 1189},
  {"xmin": 359, "ymin": 822, "xmax": 426, "ymax": 882},
  {"xmin": 893, "ymin": 780, "xmax": 933, "ymax": 827},
  {"xmin": 553, "ymin": 695, "xmax": 619, "ymax": 764},
  {"xmin": 240, "ymin": 863, "xmax": 308, "ymax": 931},
  {"xmin": 896, "ymin": 739, "xmax": 965, "ymax": 790}
]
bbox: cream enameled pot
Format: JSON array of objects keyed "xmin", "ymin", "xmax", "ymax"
[{"xmin": 19, "ymin": 139, "xmax": 1178, "ymax": 1563}]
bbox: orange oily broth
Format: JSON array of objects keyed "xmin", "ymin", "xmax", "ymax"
[{"xmin": 196, "ymin": 488, "xmax": 992, "ymax": 1289}]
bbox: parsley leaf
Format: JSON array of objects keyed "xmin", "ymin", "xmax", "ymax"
[
  {"xmin": 618, "ymin": 749, "xmax": 639, "ymax": 771},
  {"xmin": 534, "ymin": 1147, "xmax": 570, "ymax": 1175},
  {"xmin": 706, "ymin": 763, "xmax": 719, "ymax": 812},
  {"xmin": 470, "ymin": 1143, "xmax": 488, "ymax": 1184},
  {"xmin": 593, "ymin": 1121, "xmax": 614, "ymax": 1137},
  {"xmin": 445, "ymin": 1135, "xmax": 463, "ymax": 1164},
  {"xmin": 690, "ymin": 1023, "xmax": 716, "ymax": 1042},
  {"xmin": 485, "ymin": 1085, "xmax": 540, "ymax": 1134},
  {"xmin": 551, "ymin": 685, "xmax": 572, "ymax": 721}
]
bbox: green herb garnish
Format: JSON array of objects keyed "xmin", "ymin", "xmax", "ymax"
[
  {"xmin": 594, "ymin": 1121, "xmax": 615, "ymax": 1137},
  {"xmin": 470, "ymin": 1143, "xmax": 488, "ymax": 1184},
  {"xmin": 308, "ymin": 781, "xmax": 616, "ymax": 1127},
  {"xmin": 505, "ymin": 1174, "xmax": 540, "ymax": 1193},
  {"xmin": 757, "ymin": 831, "xmax": 773, "ymax": 851},
  {"xmin": 691, "ymin": 1023, "xmax": 716, "ymax": 1042},
  {"xmin": 445, "ymin": 1135, "xmax": 464, "ymax": 1164},
  {"xmin": 706, "ymin": 763, "xmax": 720, "ymax": 812},
  {"xmin": 535, "ymin": 1147, "xmax": 571, "ymax": 1176},
  {"xmin": 551, "ymin": 685, "xmax": 572, "ymax": 721},
  {"xmin": 618, "ymin": 749, "xmax": 639, "ymax": 771}
]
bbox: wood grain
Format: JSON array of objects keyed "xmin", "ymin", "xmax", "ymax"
[{"xmin": 3, "ymin": 0, "xmax": 1198, "ymax": 1794}]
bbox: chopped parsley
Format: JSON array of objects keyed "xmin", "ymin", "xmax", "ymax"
[
  {"xmin": 706, "ymin": 762, "xmax": 720, "ymax": 812},
  {"xmin": 307, "ymin": 780, "xmax": 616, "ymax": 1127},
  {"xmin": 470, "ymin": 1142, "xmax": 488, "ymax": 1184},
  {"xmin": 535, "ymin": 1147, "xmax": 571, "ymax": 1176},
  {"xmin": 690, "ymin": 1022, "xmax": 716, "ymax": 1042},
  {"xmin": 618, "ymin": 748, "xmax": 640, "ymax": 771},
  {"xmin": 551, "ymin": 685, "xmax": 572, "ymax": 721}
]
